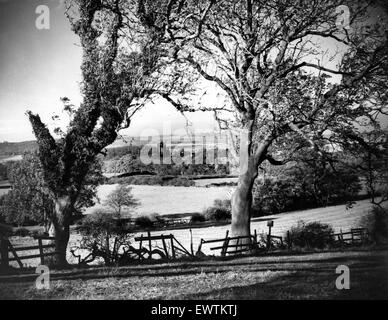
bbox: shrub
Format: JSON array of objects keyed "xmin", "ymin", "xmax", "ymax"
[
  {"xmin": 107, "ymin": 176, "xmax": 195, "ymax": 187},
  {"xmin": 76, "ymin": 209, "xmax": 131, "ymax": 265},
  {"xmin": 360, "ymin": 206, "xmax": 388, "ymax": 245},
  {"xmin": 135, "ymin": 215, "xmax": 154, "ymax": 229},
  {"xmin": 253, "ymin": 157, "xmax": 361, "ymax": 216},
  {"xmin": 79, "ymin": 210, "xmax": 121, "ymax": 236},
  {"xmin": 204, "ymin": 199, "xmax": 231, "ymax": 221},
  {"xmin": 213, "ymin": 199, "xmax": 231, "ymax": 210},
  {"xmin": 30, "ymin": 229, "xmax": 48, "ymax": 238},
  {"xmin": 286, "ymin": 220, "xmax": 335, "ymax": 249},
  {"xmin": 254, "ymin": 178, "xmax": 300, "ymax": 215},
  {"xmin": 191, "ymin": 213, "xmax": 206, "ymax": 223},
  {"xmin": 149, "ymin": 213, "xmax": 165, "ymax": 226},
  {"xmin": 164, "ymin": 177, "xmax": 195, "ymax": 187},
  {"xmin": 13, "ymin": 227, "xmax": 30, "ymax": 237}
]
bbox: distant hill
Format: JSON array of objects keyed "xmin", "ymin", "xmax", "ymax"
[
  {"xmin": 0, "ymin": 141, "xmax": 38, "ymax": 158},
  {"xmin": 0, "ymin": 132, "xmax": 229, "ymax": 161}
]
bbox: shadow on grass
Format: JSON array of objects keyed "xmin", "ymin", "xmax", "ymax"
[
  {"xmin": 1, "ymin": 251, "xmax": 387, "ymax": 286},
  {"xmin": 182, "ymin": 265, "xmax": 388, "ymax": 300}
]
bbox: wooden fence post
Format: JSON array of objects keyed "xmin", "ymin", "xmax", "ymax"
[
  {"xmin": 170, "ymin": 235, "xmax": 176, "ymax": 259},
  {"xmin": 0, "ymin": 236, "xmax": 9, "ymax": 269},
  {"xmin": 266, "ymin": 221, "xmax": 273, "ymax": 251},
  {"xmin": 266, "ymin": 235, "xmax": 271, "ymax": 251},
  {"xmin": 147, "ymin": 231, "xmax": 152, "ymax": 260},
  {"xmin": 8, "ymin": 240, "xmax": 23, "ymax": 268},
  {"xmin": 138, "ymin": 234, "xmax": 143, "ymax": 259},
  {"xmin": 197, "ymin": 239, "xmax": 203, "ymax": 254},
  {"xmin": 162, "ymin": 236, "xmax": 169, "ymax": 259},
  {"xmin": 287, "ymin": 231, "xmax": 292, "ymax": 250},
  {"xmin": 189, "ymin": 229, "xmax": 194, "ymax": 256},
  {"xmin": 221, "ymin": 230, "xmax": 229, "ymax": 257},
  {"xmin": 38, "ymin": 238, "xmax": 45, "ymax": 265}
]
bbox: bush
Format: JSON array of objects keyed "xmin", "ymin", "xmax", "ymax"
[
  {"xmin": 135, "ymin": 215, "xmax": 154, "ymax": 229},
  {"xmin": 253, "ymin": 156, "xmax": 361, "ymax": 216},
  {"xmin": 76, "ymin": 209, "xmax": 131, "ymax": 265},
  {"xmin": 77, "ymin": 210, "xmax": 125, "ymax": 241},
  {"xmin": 360, "ymin": 206, "xmax": 388, "ymax": 245},
  {"xmin": 286, "ymin": 221, "xmax": 335, "ymax": 249},
  {"xmin": 254, "ymin": 178, "xmax": 301, "ymax": 215},
  {"xmin": 149, "ymin": 213, "xmax": 165, "ymax": 226},
  {"xmin": 163, "ymin": 177, "xmax": 195, "ymax": 187},
  {"xmin": 204, "ymin": 199, "xmax": 231, "ymax": 221},
  {"xmin": 191, "ymin": 213, "xmax": 206, "ymax": 223},
  {"xmin": 13, "ymin": 227, "xmax": 30, "ymax": 237},
  {"xmin": 30, "ymin": 229, "xmax": 48, "ymax": 238},
  {"xmin": 107, "ymin": 175, "xmax": 195, "ymax": 187}
]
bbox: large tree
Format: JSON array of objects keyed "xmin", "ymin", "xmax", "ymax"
[
  {"xmin": 140, "ymin": 0, "xmax": 388, "ymax": 242},
  {"xmin": 27, "ymin": 0, "xmax": 168, "ymax": 266}
]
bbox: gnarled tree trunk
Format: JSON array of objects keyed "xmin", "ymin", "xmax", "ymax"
[{"xmin": 47, "ymin": 196, "xmax": 73, "ymax": 267}]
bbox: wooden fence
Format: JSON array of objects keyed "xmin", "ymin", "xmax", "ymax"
[
  {"xmin": 131, "ymin": 232, "xmax": 193, "ymax": 260},
  {"xmin": 0, "ymin": 227, "xmax": 371, "ymax": 269},
  {"xmin": 198, "ymin": 227, "xmax": 370, "ymax": 257},
  {"xmin": 0, "ymin": 236, "xmax": 57, "ymax": 269},
  {"xmin": 198, "ymin": 230, "xmax": 262, "ymax": 257}
]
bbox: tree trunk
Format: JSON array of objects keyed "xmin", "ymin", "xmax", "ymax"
[
  {"xmin": 47, "ymin": 196, "xmax": 73, "ymax": 267},
  {"xmin": 230, "ymin": 129, "xmax": 272, "ymax": 250},
  {"xmin": 231, "ymin": 157, "xmax": 259, "ymax": 240}
]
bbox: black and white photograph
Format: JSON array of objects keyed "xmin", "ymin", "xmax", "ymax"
[{"xmin": 0, "ymin": 0, "xmax": 387, "ymax": 306}]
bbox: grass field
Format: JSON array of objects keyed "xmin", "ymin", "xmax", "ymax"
[
  {"xmin": 84, "ymin": 184, "xmax": 233, "ymax": 216},
  {"xmin": 1, "ymin": 249, "xmax": 387, "ymax": 299}
]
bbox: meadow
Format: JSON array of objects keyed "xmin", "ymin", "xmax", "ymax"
[{"xmin": 83, "ymin": 184, "xmax": 234, "ymax": 216}]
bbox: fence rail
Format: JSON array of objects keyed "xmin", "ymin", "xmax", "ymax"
[
  {"xmin": 1, "ymin": 227, "xmax": 371, "ymax": 269},
  {"xmin": 132, "ymin": 232, "xmax": 193, "ymax": 260},
  {"xmin": 198, "ymin": 227, "xmax": 370, "ymax": 257},
  {"xmin": 0, "ymin": 236, "xmax": 57, "ymax": 269}
]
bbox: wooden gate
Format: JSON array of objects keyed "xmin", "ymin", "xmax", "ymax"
[{"xmin": 0, "ymin": 235, "xmax": 57, "ymax": 269}]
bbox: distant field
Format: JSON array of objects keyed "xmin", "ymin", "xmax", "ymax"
[
  {"xmin": 84, "ymin": 184, "xmax": 233, "ymax": 216},
  {"xmin": 0, "ymin": 155, "xmax": 22, "ymax": 163}
]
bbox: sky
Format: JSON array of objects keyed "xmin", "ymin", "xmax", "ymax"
[
  {"xmin": 0, "ymin": 0, "xmax": 217, "ymax": 142},
  {"xmin": 0, "ymin": 1, "xmax": 386, "ymax": 142}
]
